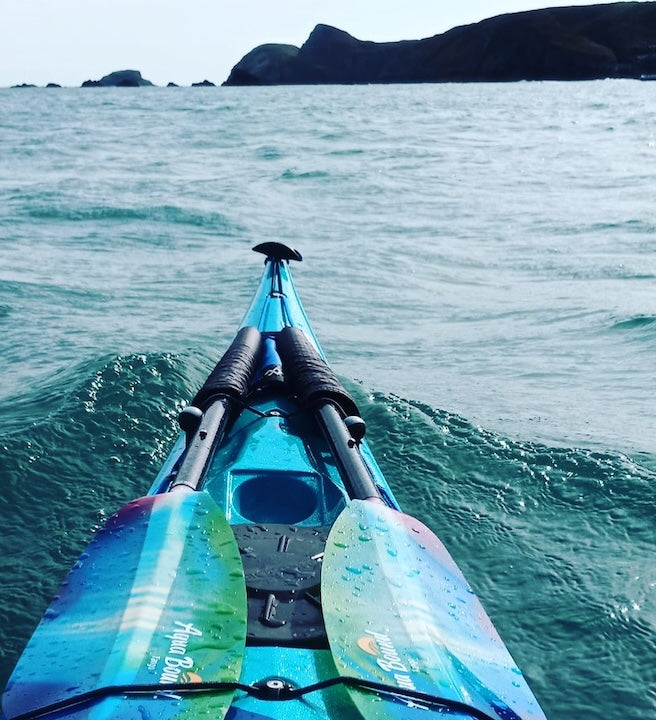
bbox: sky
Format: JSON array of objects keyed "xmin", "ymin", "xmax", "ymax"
[{"xmin": 1, "ymin": 0, "xmax": 624, "ymax": 87}]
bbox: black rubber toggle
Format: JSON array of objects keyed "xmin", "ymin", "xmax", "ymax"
[
  {"xmin": 178, "ymin": 406, "xmax": 203, "ymax": 436},
  {"xmin": 344, "ymin": 415, "xmax": 366, "ymax": 445}
]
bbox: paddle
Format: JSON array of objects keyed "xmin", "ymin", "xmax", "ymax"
[
  {"xmin": 2, "ymin": 489, "xmax": 246, "ymax": 720},
  {"xmin": 321, "ymin": 499, "xmax": 547, "ymax": 720}
]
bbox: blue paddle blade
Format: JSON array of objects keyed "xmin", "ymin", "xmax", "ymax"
[
  {"xmin": 321, "ymin": 499, "xmax": 547, "ymax": 720},
  {"xmin": 2, "ymin": 489, "xmax": 246, "ymax": 720}
]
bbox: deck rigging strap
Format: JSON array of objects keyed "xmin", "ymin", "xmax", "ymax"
[{"xmin": 4, "ymin": 675, "xmax": 503, "ymax": 720}]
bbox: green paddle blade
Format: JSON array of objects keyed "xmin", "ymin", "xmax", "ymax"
[
  {"xmin": 3, "ymin": 489, "xmax": 246, "ymax": 720},
  {"xmin": 322, "ymin": 499, "xmax": 546, "ymax": 720}
]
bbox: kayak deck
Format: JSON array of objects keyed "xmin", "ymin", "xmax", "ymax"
[{"xmin": 203, "ymin": 395, "xmax": 348, "ymax": 527}]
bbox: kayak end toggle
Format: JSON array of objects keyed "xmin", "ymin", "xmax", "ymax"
[{"xmin": 253, "ymin": 242, "xmax": 303, "ymax": 263}]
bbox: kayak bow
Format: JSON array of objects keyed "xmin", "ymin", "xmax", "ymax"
[{"xmin": 2, "ymin": 243, "xmax": 547, "ymax": 720}]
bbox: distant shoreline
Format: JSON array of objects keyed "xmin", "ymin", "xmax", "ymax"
[
  {"xmin": 7, "ymin": 2, "xmax": 656, "ymax": 88},
  {"xmin": 6, "ymin": 77, "xmax": 655, "ymax": 89}
]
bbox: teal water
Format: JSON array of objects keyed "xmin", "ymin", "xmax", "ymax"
[{"xmin": 1, "ymin": 82, "xmax": 655, "ymax": 718}]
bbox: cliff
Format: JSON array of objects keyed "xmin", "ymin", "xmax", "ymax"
[{"xmin": 223, "ymin": 2, "xmax": 656, "ymax": 85}]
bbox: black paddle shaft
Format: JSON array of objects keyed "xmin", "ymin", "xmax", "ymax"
[{"xmin": 315, "ymin": 402, "xmax": 381, "ymax": 501}]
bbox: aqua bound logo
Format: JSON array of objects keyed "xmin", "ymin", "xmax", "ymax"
[
  {"xmin": 157, "ymin": 620, "xmax": 203, "ymax": 698},
  {"xmin": 357, "ymin": 630, "xmax": 417, "ymax": 692}
]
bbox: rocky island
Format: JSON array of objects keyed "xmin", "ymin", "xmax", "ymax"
[
  {"xmin": 223, "ymin": 2, "xmax": 656, "ymax": 85},
  {"xmin": 81, "ymin": 69, "xmax": 154, "ymax": 87}
]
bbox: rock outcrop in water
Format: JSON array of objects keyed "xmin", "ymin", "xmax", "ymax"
[
  {"xmin": 223, "ymin": 2, "xmax": 656, "ymax": 85},
  {"xmin": 81, "ymin": 70, "xmax": 154, "ymax": 87}
]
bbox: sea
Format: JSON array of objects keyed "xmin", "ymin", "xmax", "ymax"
[{"xmin": 0, "ymin": 81, "xmax": 654, "ymax": 719}]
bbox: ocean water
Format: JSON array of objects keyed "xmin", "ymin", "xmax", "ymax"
[{"xmin": 0, "ymin": 81, "xmax": 655, "ymax": 718}]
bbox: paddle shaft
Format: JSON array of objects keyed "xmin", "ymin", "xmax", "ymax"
[
  {"xmin": 316, "ymin": 402, "xmax": 381, "ymax": 501},
  {"xmin": 170, "ymin": 398, "xmax": 230, "ymax": 491}
]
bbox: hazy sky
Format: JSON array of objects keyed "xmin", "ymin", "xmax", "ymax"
[{"xmin": 2, "ymin": 0, "xmax": 623, "ymax": 87}]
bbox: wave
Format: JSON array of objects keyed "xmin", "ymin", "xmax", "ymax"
[
  {"xmin": 280, "ymin": 168, "xmax": 331, "ymax": 180},
  {"xmin": 22, "ymin": 202, "xmax": 233, "ymax": 231},
  {"xmin": 0, "ymin": 351, "xmax": 206, "ymax": 469},
  {"xmin": 353, "ymin": 390, "xmax": 656, "ymax": 522},
  {"xmin": 256, "ymin": 145, "xmax": 284, "ymax": 160},
  {"xmin": 609, "ymin": 315, "xmax": 656, "ymax": 350},
  {"xmin": 611, "ymin": 315, "xmax": 656, "ymax": 332}
]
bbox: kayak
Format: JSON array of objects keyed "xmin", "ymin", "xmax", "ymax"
[{"xmin": 2, "ymin": 243, "xmax": 547, "ymax": 720}]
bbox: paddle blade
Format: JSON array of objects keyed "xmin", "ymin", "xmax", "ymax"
[
  {"xmin": 3, "ymin": 490, "xmax": 246, "ymax": 720},
  {"xmin": 322, "ymin": 500, "xmax": 546, "ymax": 720}
]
